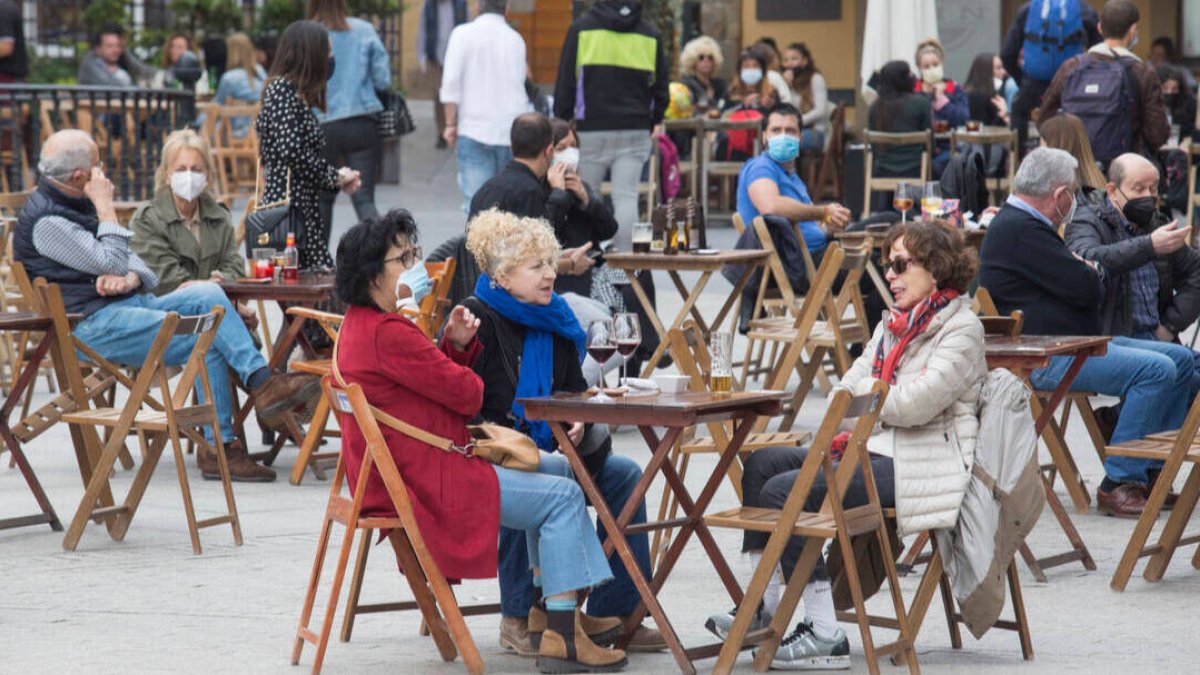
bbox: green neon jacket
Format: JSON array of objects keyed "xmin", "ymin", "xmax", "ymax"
[{"xmin": 552, "ymin": 0, "xmax": 670, "ymax": 132}]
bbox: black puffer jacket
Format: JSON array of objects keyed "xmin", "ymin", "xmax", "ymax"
[{"xmin": 1065, "ymin": 197, "xmax": 1200, "ymax": 336}]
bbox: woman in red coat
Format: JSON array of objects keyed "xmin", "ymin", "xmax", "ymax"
[{"xmin": 332, "ymin": 210, "xmax": 626, "ymax": 673}]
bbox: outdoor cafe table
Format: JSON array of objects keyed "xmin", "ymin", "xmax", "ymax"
[
  {"xmin": 0, "ymin": 313, "xmax": 65, "ymax": 532},
  {"xmin": 520, "ymin": 389, "xmax": 787, "ymax": 674},
  {"xmin": 604, "ymin": 249, "xmax": 769, "ymax": 378},
  {"xmin": 221, "ymin": 273, "xmax": 335, "ymax": 459},
  {"xmin": 985, "ymin": 334, "xmax": 1110, "ymax": 582}
]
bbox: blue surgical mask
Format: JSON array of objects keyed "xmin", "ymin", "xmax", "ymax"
[
  {"xmin": 397, "ymin": 261, "xmax": 431, "ymax": 305},
  {"xmin": 767, "ymin": 133, "xmax": 801, "ymax": 163},
  {"xmin": 740, "ymin": 68, "xmax": 763, "ymax": 86}
]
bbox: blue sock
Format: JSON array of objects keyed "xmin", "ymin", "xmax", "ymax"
[{"xmin": 546, "ymin": 598, "xmax": 577, "ymax": 613}]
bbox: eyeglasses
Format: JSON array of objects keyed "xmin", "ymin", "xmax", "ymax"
[
  {"xmin": 697, "ymin": 54, "xmax": 715, "ymax": 61},
  {"xmin": 384, "ymin": 245, "xmax": 423, "ymax": 269},
  {"xmin": 884, "ymin": 256, "xmax": 914, "ymax": 275}
]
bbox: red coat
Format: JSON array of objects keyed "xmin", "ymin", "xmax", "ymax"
[{"xmin": 336, "ymin": 305, "xmax": 500, "ymax": 580}]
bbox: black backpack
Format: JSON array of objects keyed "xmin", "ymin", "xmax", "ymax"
[
  {"xmin": 940, "ymin": 147, "xmax": 989, "ymax": 219},
  {"xmin": 1059, "ymin": 53, "xmax": 1140, "ymax": 164}
]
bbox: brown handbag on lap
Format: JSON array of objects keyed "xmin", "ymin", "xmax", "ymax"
[{"xmin": 331, "ymin": 322, "xmax": 541, "ymax": 472}]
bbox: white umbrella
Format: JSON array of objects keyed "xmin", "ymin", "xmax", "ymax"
[{"xmin": 860, "ymin": 0, "xmax": 940, "ymax": 104}]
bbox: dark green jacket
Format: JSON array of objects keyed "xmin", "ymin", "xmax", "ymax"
[{"xmin": 130, "ymin": 188, "xmax": 245, "ymax": 296}]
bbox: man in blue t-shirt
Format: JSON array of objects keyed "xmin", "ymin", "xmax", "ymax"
[{"xmin": 736, "ymin": 103, "xmax": 850, "ymax": 254}]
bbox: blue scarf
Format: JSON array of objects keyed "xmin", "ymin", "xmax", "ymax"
[{"xmin": 475, "ymin": 274, "xmax": 586, "ymax": 450}]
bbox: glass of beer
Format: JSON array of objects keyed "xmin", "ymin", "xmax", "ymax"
[
  {"xmin": 709, "ymin": 331, "xmax": 734, "ymax": 397},
  {"xmin": 893, "ymin": 182, "xmax": 915, "ymax": 223},
  {"xmin": 921, "ymin": 182, "xmax": 943, "ymax": 221},
  {"xmin": 632, "ymin": 222, "xmax": 653, "ymax": 253},
  {"xmin": 965, "ymin": 119, "xmax": 982, "ymax": 132}
]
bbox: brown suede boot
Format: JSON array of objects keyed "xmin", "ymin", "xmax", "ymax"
[
  {"xmin": 199, "ymin": 440, "xmax": 276, "ymax": 483},
  {"xmin": 536, "ymin": 609, "xmax": 627, "ymax": 674},
  {"xmin": 528, "ymin": 604, "xmax": 623, "ymax": 649},
  {"xmin": 253, "ymin": 373, "xmax": 321, "ymax": 430}
]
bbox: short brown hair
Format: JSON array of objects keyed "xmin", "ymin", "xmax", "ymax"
[
  {"xmin": 1100, "ymin": 0, "xmax": 1139, "ymax": 39},
  {"xmin": 269, "ymin": 20, "xmax": 330, "ymax": 110},
  {"xmin": 882, "ymin": 220, "xmax": 978, "ymax": 293},
  {"xmin": 307, "ymin": 0, "xmax": 349, "ymax": 31}
]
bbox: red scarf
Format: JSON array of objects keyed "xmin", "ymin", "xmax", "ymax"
[{"xmin": 871, "ymin": 288, "xmax": 959, "ymax": 384}]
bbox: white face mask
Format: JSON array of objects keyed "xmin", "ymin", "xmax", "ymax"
[
  {"xmin": 170, "ymin": 170, "xmax": 207, "ymax": 202},
  {"xmin": 553, "ymin": 146, "xmax": 580, "ymax": 170},
  {"xmin": 993, "ymin": 77, "xmax": 1004, "ymax": 92},
  {"xmin": 921, "ymin": 64, "xmax": 944, "ymax": 85}
]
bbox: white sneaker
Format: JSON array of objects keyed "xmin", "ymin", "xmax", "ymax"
[
  {"xmin": 758, "ymin": 620, "xmax": 850, "ymax": 670},
  {"xmin": 704, "ymin": 605, "xmax": 772, "ymax": 640}
]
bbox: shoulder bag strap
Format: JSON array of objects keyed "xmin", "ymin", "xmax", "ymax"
[
  {"xmin": 331, "ymin": 320, "xmax": 472, "ymax": 455},
  {"xmin": 253, "ymin": 156, "xmax": 291, "ymax": 212}
]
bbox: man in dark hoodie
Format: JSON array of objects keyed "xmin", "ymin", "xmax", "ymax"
[{"xmin": 553, "ymin": 0, "xmax": 669, "ymax": 245}]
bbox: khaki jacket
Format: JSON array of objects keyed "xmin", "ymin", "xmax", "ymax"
[
  {"xmin": 837, "ymin": 296, "xmax": 988, "ymax": 537},
  {"xmin": 130, "ymin": 188, "xmax": 245, "ymax": 296}
]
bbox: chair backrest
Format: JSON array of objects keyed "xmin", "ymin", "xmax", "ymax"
[
  {"xmin": 235, "ymin": 196, "xmax": 257, "ymax": 248},
  {"xmin": 163, "ymin": 307, "xmax": 226, "ymax": 411},
  {"xmin": 824, "ymin": 238, "xmax": 872, "ymax": 333},
  {"xmin": 761, "ymin": 242, "xmax": 845, "ymax": 394},
  {"xmin": 731, "ymin": 212, "xmax": 746, "ymax": 235},
  {"xmin": 973, "ymin": 286, "xmax": 1000, "ymax": 316},
  {"xmin": 419, "ymin": 258, "xmax": 457, "ymax": 339},
  {"xmin": 0, "ymin": 190, "xmax": 31, "ymax": 218},
  {"xmin": 863, "ymin": 129, "xmax": 933, "ymax": 214},
  {"xmin": 751, "ymin": 216, "xmax": 798, "ymax": 312},
  {"xmin": 980, "ymin": 311, "xmax": 1024, "ymax": 338}
]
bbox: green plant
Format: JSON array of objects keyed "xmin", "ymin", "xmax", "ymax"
[
  {"xmin": 26, "ymin": 50, "xmax": 79, "ymax": 85},
  {"xmin": 258, "ymin": 0, "xmax": 305, "ymax": 36},
  {"xmin": 82, "ymin": 0, "xmax": 129, "ymax": 33},
  {"xmin": 348, "ymin": 0, "xmax": 402, "ymax": 14}
]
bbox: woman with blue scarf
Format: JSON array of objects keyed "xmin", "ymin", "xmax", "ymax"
[{"xmin": 461, "ymin": 209, "xmax": 666, "ymax": 657}]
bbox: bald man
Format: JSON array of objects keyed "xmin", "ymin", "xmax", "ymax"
[{"xmin": 14, "ymin": 130, "xmax": 318, "ymax": 482}]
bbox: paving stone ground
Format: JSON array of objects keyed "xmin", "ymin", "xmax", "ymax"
[{"xmin": 2, "ymin": 101, "xmax": 1197, "ymax": 674}]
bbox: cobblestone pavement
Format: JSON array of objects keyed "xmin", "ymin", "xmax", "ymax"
[{"xmin": 2, "ymin": 101, "xmax": 1197, "ymax": 674}]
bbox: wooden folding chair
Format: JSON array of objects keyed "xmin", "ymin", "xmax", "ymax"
[
  {"xmin": 200, "ymin": 102, "xmax": 261, "ymax": 203},
  {"xmin": 706, "ymin": 381, "xmax": 919, "ymax": 675},
  {"xmin": 807, "ymin": 239, "xmax": 873, "ymax": 377},
  {"xmin": 650, "ymin": 321, "xmax": 812, "ymax": 566},
  {"xmin": 863, "ymin": 130, "xmax": 933, "ymax": 216},
  {"xmin": 293, "ymin": 376, "xmax": 496, "ymax": 674},
  {"xmin": 1106, "ymin": 391, "xmax": 1200, "ymax": 590},
  {"xmin": 59, "ymin": 301, "xmax": 242, "ymax": 554},
  {"xmin": 233, "ymin": 197, "xmax": 274, "ymax": 351},
  {"xmin": 738, "ymin": 216, "xmax": 806, "ymax": 383}
]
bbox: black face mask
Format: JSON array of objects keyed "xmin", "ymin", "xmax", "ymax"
[
  {"xmin": 327, "ymin": 55, "xmax": 336, "ymax": 81},
  {"xmin": 1164, "ymin": 93, "xmax": 1179, "ymax": 109},
  {"xmin": 1121, "ymin": 195, "xmax": 1159, "ymax": 229}
]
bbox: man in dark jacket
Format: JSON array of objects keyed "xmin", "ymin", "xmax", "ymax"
[
  {"xmin": 980, "ymin": 147, "xmax": 1191, "ymax": 517},
  {"xmin": 553, "ymin": 0, "xmax": 669, "ymax": 243},
  {"xmin": 1038, "ymin": 1, "xmax": 1170, "ymax": 164},
  {"xmin": 1001, "ymin": 1, "xmax": 1102, "ymax": 156},
  {"xmin": 1065, "ymin": 153, "xmax": 1200, "ymax": 391}
]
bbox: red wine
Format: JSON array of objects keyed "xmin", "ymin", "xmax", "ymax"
[
  {"xmin": 616, "ymin": 340, "xmax": 640, "ymax": 356},
  {"xmin": 588, "ymin": 345, "xmax": 617, "ymax": 363}
]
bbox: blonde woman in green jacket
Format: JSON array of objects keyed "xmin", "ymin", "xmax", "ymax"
[{"xmin": 130, "ymin": 129, "xmax": 258, "ymax": 331}]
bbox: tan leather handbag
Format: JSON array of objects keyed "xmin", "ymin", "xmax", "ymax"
[{"xmin": 331, "ymin": 322, "xmax": 540, "ymax": 472}]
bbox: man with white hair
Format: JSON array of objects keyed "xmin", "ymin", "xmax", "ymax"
[
  {"xmin": 13, "ymin": 129, "xmax": 318, "ymax": 482},
  {"xmin": 980, "ymin": 147, "xmax": 1192, "ymax": 518}
]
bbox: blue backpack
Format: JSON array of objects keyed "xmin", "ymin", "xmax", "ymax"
[
  {"xmin": 1022, "ymin": 0, "xmax": 1086, "ymax": 82},
  {"xmin": 1059, "ymin": 52, "xmax": 1139, "ymax": 164}
]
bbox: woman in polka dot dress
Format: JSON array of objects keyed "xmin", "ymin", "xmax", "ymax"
[{"xmin": 256, "ymin": 20, "xmax": 361, "ymax": 270}]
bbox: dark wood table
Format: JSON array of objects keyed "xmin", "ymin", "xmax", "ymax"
[
  {"xmin": 521, "ymin": 390, "xmax": 786, "ymax": 674},
  {"xmin": 0, "ymin": 313, "xmax": 63, "ymax": 532},
  {"xmin": 985, "ymin": 334, "xmax": 1110, "ymax": 581},
  {"xmin": 222, "ymin": 273, "xmax": 336, "ymax": 462},
  {"xmin": 604, "ymin": 250, "xmax": 769, "ymax": 378}
]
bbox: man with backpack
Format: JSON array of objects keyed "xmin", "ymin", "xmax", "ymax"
[
  {"xmin": 1001, "ymin": 0, "xmax": 1102, "ymax": 156},
  {"xmin": 1038, "ymin": 0, "xmax": 1169, "ymax": 168}
]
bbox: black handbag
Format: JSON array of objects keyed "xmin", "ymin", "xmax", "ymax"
[
  {"xmin": 377, "ymin": 88, "xmax": 416, "ymax": 138},
  {"xmin": 244, "ymin": 159, "xmax": 296, "ymax": 258}
]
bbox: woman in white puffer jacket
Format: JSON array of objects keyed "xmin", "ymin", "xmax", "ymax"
[{"xmin": 705, "ymin": 221, "xmax": 986, "ymax": 670}]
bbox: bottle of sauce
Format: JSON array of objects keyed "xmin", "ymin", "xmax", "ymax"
[{"xmin": 283, "ymin": 233, "xmax": 299, "ymax": 283}]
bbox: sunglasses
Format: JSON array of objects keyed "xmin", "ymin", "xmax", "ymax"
[
  {"xmin": 697, "ymin": 54, "xmax": 715, "ymax": 61},
  {"xmin": 384, "ymin": 245, "xmax": 424, "ymax": 269},
  {"xmin": 884, "ymin": 256, "xmax": 914, "ymax": 275}
]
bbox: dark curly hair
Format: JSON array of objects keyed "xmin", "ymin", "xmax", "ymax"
[
  {"xmin": 882, "ymin": 220, "xmax": 977, "ymax": 293},
  {"xmin": 335, "ymin": 209, "xmax": 420, "ymax": 311}
]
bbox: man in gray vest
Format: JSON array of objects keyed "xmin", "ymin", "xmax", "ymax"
[{"xmin": 14, "ymin": 130, "xmax": 317, "ymax": 483}]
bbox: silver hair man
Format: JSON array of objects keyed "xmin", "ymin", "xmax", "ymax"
[
  {"xmin": 37, "ymin": 129, "xmax": 98, "ymax": 180},
  {"xmin": 1012, "ymin": 147, "xmax": 1080, "ymax": 198}
]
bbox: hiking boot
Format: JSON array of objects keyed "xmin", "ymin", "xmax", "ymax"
[
  {"xmin": 758, "ymin": 620, "xmax": 850, "ymax": 671},
  {"xmin": 199, "ymin": 440, "xmax": 276, "ymax": 483},
  {"xmin": 500, "ymin": 616, "xmax": 538, "ymax": 658},
  {"xmin": 253, "ymin": 373, "xmax": 321, "ymax": 431},
  {"xmin": 705, "ymin": 605, "xmax": 772, "ymax": 640},
  {"xmin": 529, "ymin": 605, "xmax": 623, "ymax": 649},
  {"xmin": 537, "ymin": 610, "xmax": 627, "ymax": 674}
]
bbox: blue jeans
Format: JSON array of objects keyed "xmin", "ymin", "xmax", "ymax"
[
  {"xmin": 72, "ymin": 283, "xmax": 267, "ymax": 442},
  {"xmin": 499, "ymin": 452, "xmax": 651, "ymax": 618},
  {"xmin": 494, "ymin": 453, "xmax": 613, "ymax": 600},
  {"xmin": 1030, "ymin": 335, "xmax": 1193, "ymax": 483},
  {"xmin": 1131, "ymin": 330, "xmax": 1200, "ymax": 398},
  {"xmin": 578, "ymin": 129, "xmax": 653, "ymax": 243},
  {"xmin": 456, "ymin": 135, "xmax": 511, "ymax": 214}
]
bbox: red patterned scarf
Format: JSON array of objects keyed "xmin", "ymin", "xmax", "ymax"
[{"xmin": 871, "ymin": 288, "xmax": 959, "ymax": 384}]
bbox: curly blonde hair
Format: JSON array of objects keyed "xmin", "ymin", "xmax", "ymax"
[
  {"xmin": 680, "ymin": 36, "xmax": 724, "ymax": 77},
  {"xmin": 466, "ymin": 208, "xmax": 562, "ymax": 278}
]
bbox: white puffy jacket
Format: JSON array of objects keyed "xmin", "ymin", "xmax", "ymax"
[{"xmin": 836, "ymin": 296, "xmax": 987, "ymax": 537}]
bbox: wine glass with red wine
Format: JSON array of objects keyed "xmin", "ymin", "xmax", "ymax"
[
  {"xmin": 586, "ymin": 319, "xmax": 616, "ymax": 399},
  {"xmin": 613, "ymin": 313, "xmax": 641, "ymax": 385}
]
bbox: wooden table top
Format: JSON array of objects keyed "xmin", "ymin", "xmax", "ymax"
[
  {"xmin": 520, "ymin": 389, "xmax": 786, "ymax": 427},
  {"xmin": 984, "ymin": 335, "xmax": 1110, "ymax": 371},
  {"xmin": 604, "ymin": 249, "xmax": 768, "ymax": 272},
  {"xmin": 0, "ymin": 312, "xmax": 57, "ymax": 332},
  {"xmin": 220, "ymin": 273, "xmax": 336, "ymax": 303}
]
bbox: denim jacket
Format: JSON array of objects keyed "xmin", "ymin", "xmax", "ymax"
[
  {"xmin": 316, "ymin": 17, "xmax": 391, "ymax": 124},
  {"xmin": 213, "ymin": 64, "xmax": 267, "ymax": 138}
]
